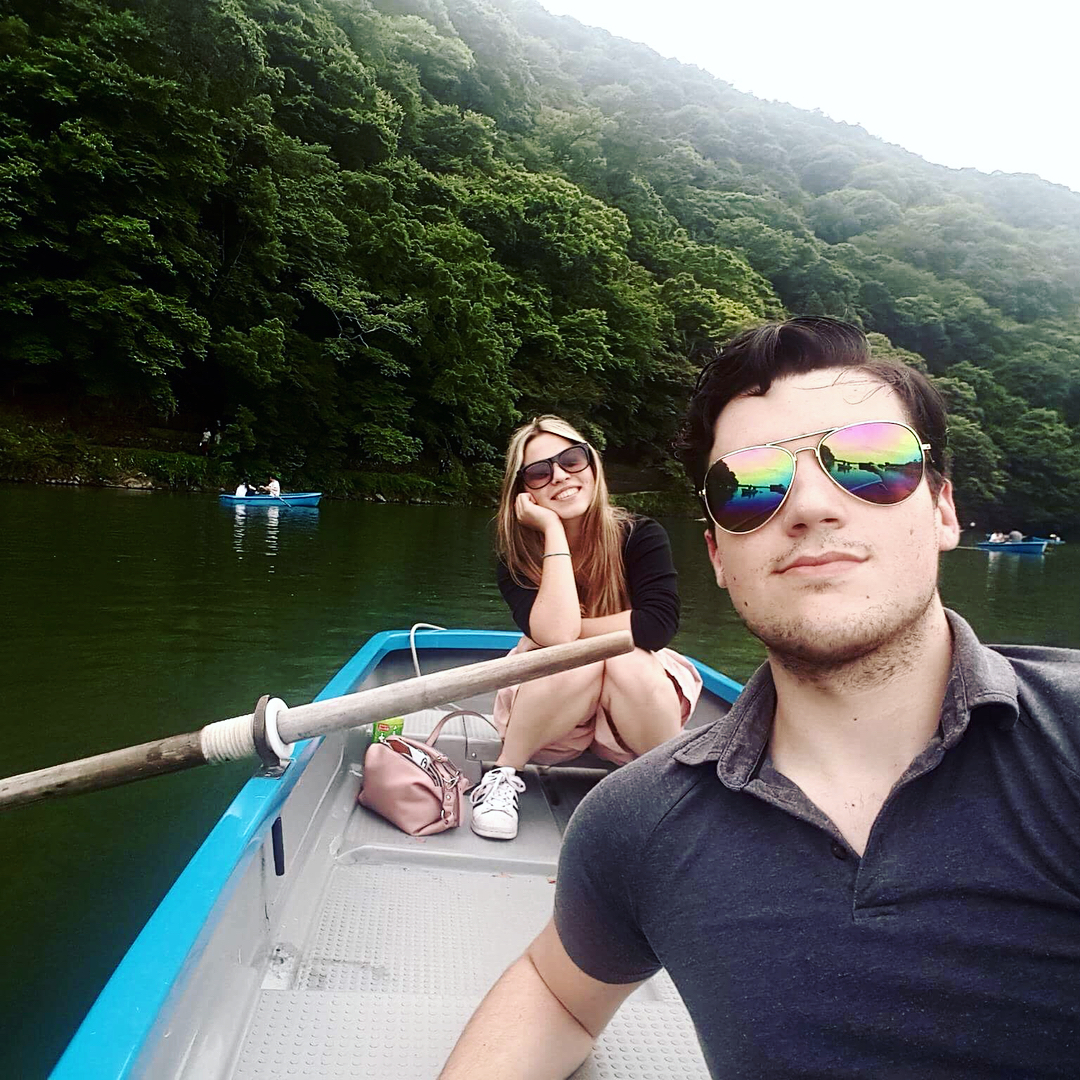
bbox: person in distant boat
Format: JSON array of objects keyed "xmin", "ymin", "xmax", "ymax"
[
  {"xmin": 1008, "ymin": 528, "xmax": 1024, "ymax": 542},
  {"xmin": 469, "ymin": 415, "xmax": 702, "ymax": 842},
  {"xmin": 443, "ymin": 317, "xmax": 1080, "ymax": 1080},
  {"xmin": 989, "ymin": 529, "xmax": 1007, "ymax": 542},
  {"xmin": 260, "ymin": 476, "xmax": 281, "ymax": 498},
  {"xmin": 234, "ymin": 482, "xmax": 247, "ymax": 497}
]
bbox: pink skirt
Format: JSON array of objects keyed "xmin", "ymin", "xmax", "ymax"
[{"xmin": 491, "ymin": 638, "xmax": 703, "ymax": 766}]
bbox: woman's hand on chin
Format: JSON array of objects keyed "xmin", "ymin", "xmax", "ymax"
[{"xmin": 515, "ymin": 491, "xmax": 562, "ymax": 533}]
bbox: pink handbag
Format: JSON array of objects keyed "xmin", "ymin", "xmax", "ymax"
[{"xmin": 358, "ymin": 711, "xmax": 476, "ymax": 836}]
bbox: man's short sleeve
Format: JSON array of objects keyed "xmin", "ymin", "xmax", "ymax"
[{"xmin": 553, "ymin": 771, "xmax": 661, "ymax": 984}]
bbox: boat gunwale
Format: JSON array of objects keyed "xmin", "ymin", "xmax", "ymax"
[{"xmin": 50, "ymin": 628, "xmax": 742, "ymax": 1079}]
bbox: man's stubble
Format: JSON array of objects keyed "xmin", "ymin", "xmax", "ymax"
[{"xmin": 737, "ymin": 573, "xmax": 941, "ymax": 692}]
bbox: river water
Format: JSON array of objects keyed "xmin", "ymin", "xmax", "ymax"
[{"xmin": 1, "ymin": 484, "xmax": 1077, "ymax": 1076}]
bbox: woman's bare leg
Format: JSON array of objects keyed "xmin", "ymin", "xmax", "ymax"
[
  {"xmin": 597, "ymin": 650, "xmax": 683, "ymax": 756},
  {"xmin": 496, "ymin": 661, "xmax": 605, "ymax": 770}
]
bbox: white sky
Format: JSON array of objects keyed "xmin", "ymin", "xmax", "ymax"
[{"xmin": 540, "ymin": 0, "xmax": 1080, "ymax": 194}]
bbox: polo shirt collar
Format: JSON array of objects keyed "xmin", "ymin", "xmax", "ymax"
[{"xmin": 673, "ymin": 608, "xmax": 1019, "ymax": 788}]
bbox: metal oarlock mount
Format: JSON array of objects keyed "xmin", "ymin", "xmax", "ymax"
[{"xmin": 252, "ymin": 695, "xmax": 293, "ymax": 772}]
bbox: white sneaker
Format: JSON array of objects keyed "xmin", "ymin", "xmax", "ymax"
[{"xmin": 470, "ymin": 767, "xmax": 526, "ymax": 840}]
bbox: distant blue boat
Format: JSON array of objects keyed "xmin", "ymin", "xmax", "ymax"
[
  {"xmin": 1028, "ymin": 536, "xmax": 1065, "ymax": 546},
  {"xmin": 220, "ymin": 491, "xmax": 322, "ymax": 507},
  {"xmin": 975, "ymin": 539, "xmax": 1047, "ymax": 555}
]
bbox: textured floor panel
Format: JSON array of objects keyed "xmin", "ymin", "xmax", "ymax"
[
  {"xmin": 585, "ymin": 1000, "xmax": 707, "ymax": 1079},
  {"xmin": 632, "ymin": 967, "xmax": 683, "ymax": 1005},
  {"xmin": 293, "ymin": 863, "xmax": 554, "ymax": 995},
  {"xmin": 235, "ymin": 990, "xmax": 707, "ymax": 1079},
  {"xmin": 235, "ymin": 991, "xmax": 474, "ymax": 1079},
  {"xmin": 232, "ymin": 732, "xmax": 709, "ymax": 1079},
  {"xmin": 237, "ymin": 862, "xmax": 707, "ymax": 1078}
]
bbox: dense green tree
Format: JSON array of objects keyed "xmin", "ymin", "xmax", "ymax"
[
  {"xmin": 996, "ymin": 410, "xmax": 1080, "ymax": 532},
  {"xmin": 944, "ymin": 416, "xmax": 1008, "ymax": 523},
  {"xmin": 0, "ymin": 0, "xmax": 1078, "ymax": 531},
  {"xmin": 0, "ymin": 0, "xmax": 220, "ymax": 408},
  {"xmin": 810, "ymin": 189, "xmax": 902, "ymax": 244}
]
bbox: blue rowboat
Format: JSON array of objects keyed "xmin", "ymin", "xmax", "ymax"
[
  {"xmin": 51, "ymin": 628, "xmax": 741, "ymax": 1079},
  {"xmin": 1028, "ymin": 536, "xmax": 1064, "ymax": 546},
  {"xmin": 975, "ymin": 540, "xmax": 1048, "ymax": 554},
  {"xmin": 220, "ymin": 491, "xmax": 322, "ymax": 507}
]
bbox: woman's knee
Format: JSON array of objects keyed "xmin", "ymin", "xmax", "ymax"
[
  {"xmin": 516, "ymin": 658, "xmax": 605, "ymax": 702},
  {"xmin": 602, "ymin": 648, "xmax": 668, "ymax": 695}
]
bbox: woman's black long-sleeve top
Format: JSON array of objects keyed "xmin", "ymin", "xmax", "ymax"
[{"xmin": 495, "ymin": 516, "xmax": 681, "ymax": 652}]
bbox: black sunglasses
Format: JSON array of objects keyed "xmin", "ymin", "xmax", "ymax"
[{"xmin": 518, "ymin": 443, "xmax": 593, "ymax": 490}]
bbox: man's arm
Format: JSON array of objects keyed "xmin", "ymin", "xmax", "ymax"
[{"xmin": 440, "ymin": 919, "xmax": 642, "ymax": 1079}]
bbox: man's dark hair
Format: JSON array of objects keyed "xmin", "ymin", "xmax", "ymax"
[{"xmin": 676, "ymin": 316, "xmax": 948, "ymax": 497}]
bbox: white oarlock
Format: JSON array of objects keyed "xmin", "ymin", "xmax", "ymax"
[
  {"xmin": 199, "ymin": 697, "xmax": 294, "ymax": 767},
  {"xmin": 262, "ymin": 697, "xmax": 293, "ymax": 766}
]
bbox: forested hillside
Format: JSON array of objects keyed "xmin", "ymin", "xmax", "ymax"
[{"xmin": 2, "ymin": 0, "xmax": 1079, "ymax": 528}]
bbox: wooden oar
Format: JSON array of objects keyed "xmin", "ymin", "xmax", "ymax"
[
  {"xmin": 0, "ymin": 631, "xmax": 633, "ymax": 811},
  {"xmin": 255, "ymin": 485, "xmax": 290, "ymax": 507}
]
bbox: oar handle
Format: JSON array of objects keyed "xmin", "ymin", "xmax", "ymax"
[
  {"xmin": 0, "ymin": 631, "xmax": 634, "ymax": 810},
  {"xmin": 278, "ymin": 631, "xmax": 633, "ymax": 742}
]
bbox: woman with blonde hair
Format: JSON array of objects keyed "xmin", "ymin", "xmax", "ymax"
[{"xmin": 470, "ymin": 415, "xmax": 702, "ymax": 839}]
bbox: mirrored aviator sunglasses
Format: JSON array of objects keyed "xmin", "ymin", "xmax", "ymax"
[
  {"xmin": 519, "ymin": 443, "xmax": 593, "ymax": 490},
  {"xmin": 701, "ymin": 421, "xmax": 930, "ymax": 534}
]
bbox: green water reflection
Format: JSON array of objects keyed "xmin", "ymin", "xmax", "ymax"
[{"xmin": 1, "ymin": 485, "xmax": 1077, "ymax": 1076}]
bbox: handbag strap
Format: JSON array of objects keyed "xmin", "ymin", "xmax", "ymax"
[{"xmin": 426, "ymin": 708, "xmax": 500, "ymax": 762}]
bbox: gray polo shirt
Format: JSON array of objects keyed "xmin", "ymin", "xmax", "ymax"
[{"xmin": 555, "ymin": 610, "xmax": 1080, "ymax": 1078}]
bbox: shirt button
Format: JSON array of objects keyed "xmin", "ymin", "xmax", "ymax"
[{"xmin": 830, "ymin": 841, "xmax": 848, "ymax": 860}]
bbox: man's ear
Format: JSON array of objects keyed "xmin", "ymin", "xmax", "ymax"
[
  {"xmin": 704, "ymin": 527, "xmax": 729, "ymax": 590},
  {"xmin": 935, "ymin": 479, "xmax": 961, "ymax": 552}
]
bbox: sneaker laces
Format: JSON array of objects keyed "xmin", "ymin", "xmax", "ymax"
[{"xmin": 470, "ymin": 768, "xmax": 525, "ymax": 814}]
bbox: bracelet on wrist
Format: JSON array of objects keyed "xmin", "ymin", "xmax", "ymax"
[{"xmin": 542, "ymin": 552, "xmax": 572, "ymax": 559}]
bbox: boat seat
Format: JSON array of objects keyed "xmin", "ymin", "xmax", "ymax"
[
  {"xmin": 399, "ymin": 702, "xmax": 721, "ymax": 784},
  {"xmin": 399, "ymin": 707, "xmax": 618, "ymax": 783}
]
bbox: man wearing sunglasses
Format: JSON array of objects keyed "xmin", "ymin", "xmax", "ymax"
[{"xmin": 442, "ymin": 317, "xmax": 1080, "ymax": 1079}]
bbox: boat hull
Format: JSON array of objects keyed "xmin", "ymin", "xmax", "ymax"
[
  {"xmin": 220, "ymin": 492, "xmax": 322, "ymax": 507},
  {"xmin": 52, "ymin": 630, "xmax": 741, "ymax": 1079},
  {"xmin": 975, "ymin": 540, "xmax": 1047, "ymax": 554}
]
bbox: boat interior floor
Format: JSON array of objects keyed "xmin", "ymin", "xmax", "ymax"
[{"xmin": 226, "ymin": 708, "xmax": 710, "ymax": 1079}]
